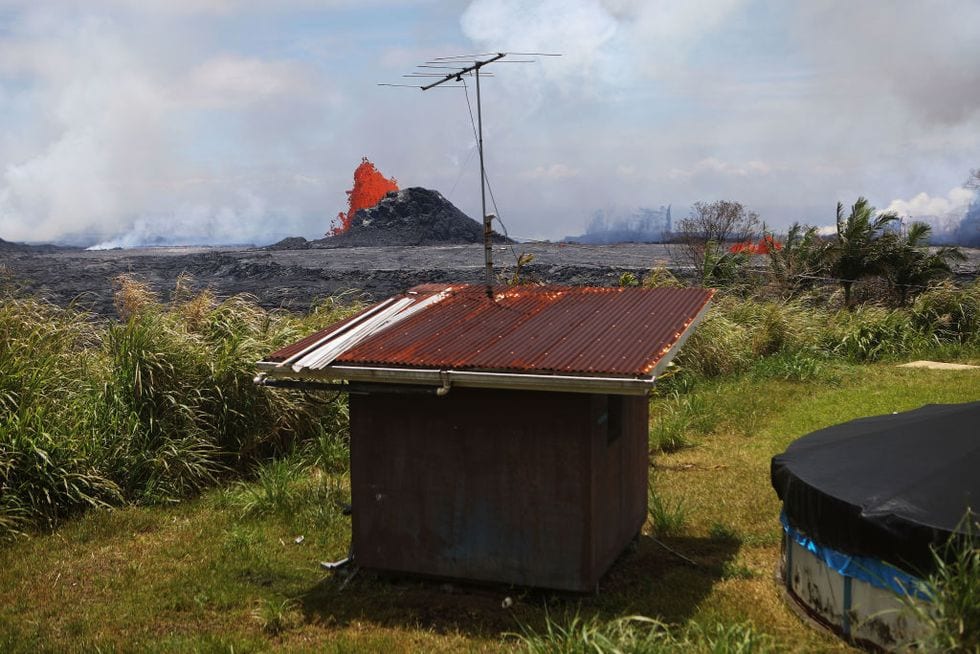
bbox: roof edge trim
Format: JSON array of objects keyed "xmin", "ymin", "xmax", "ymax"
[
  {"xmin": 255, "ymin": 363, "xmax": 655, "ymax": 396},
  {"xmin": 644, "ymin": 290, "xmax": 714, "ymax": 377}
]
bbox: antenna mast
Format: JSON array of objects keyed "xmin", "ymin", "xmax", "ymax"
[
  {"xmin": 380, "ymin": 51, "xmax": 559, "ymax": 293},
  {"xmin": 421, "ymin": 53, "xmax": 504, "ymax": 290}
]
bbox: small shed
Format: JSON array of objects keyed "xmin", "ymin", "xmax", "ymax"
[{"xmin": 256, "ymin": 284, "xmax": 713, "ymax": 591}]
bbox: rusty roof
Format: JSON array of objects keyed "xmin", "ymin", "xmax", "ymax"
[{"xmin": 262, "ymin": 284, "xmax": 713, "ymax": 379}]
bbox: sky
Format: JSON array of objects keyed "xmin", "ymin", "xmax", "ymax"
[{"xmin": 0, "ymin": 0, "xmax": 978, "ymax": 246}]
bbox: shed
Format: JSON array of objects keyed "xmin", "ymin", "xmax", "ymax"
[{"xmin": 256, "ymin": 283, "xmax": 714, "ymax": 591}]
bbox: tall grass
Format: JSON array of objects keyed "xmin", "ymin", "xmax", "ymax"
[
  {"xmin": 0, "ymin": 276, "xmax": 359, "ymax": 538},
  {"xmin": 4, "ymin": 274, "xmax": 978, "ymax": 539},
  {"xmin": 670, "ymin": 283, "xmax": 980, "ymax": 384},
  {"xmin": 514, "ymin": 614, "xmax": 775, "ymax": 653},
  {"xmin": 902, "ymin": 516, "xmax": 980, "ymax": 653},
  {"xmin": 648, "ymin": 480, "xmax": 687, "ymax": 537}
]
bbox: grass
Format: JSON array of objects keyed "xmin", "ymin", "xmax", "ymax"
[
  {"xmin": 0, "ymin": 276, "xmax": 360, "ymax": 538},
  {"xmin": 2, "ymin": 362, "xmax": 977, "ymax": 652},
  {"xmin": 901, "ymin": 517, "xmax": 980, "ymax": 653},
  {"xmin": 648, "ymin": 480, "xmax": 688, "ymax": 537},
  {"xmin": 2, "ymin": 277, "xmax": 979, "ymax": 650},
  {"xmin": 513, "ymin": 614, "xmax": 775, "ymax": 653}
]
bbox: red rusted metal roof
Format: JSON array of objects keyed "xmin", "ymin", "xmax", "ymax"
[{"xmin": 263, "ymin": 284, "xmax": 713, "ymax": 379}]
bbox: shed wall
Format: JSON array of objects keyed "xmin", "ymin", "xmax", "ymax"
[{"xmin": 349, "ymin": 387, "xmax": 648, "ymax": 591}]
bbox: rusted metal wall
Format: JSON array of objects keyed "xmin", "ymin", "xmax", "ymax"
[{"xmin": 349, "ymin": 387, "xmax": 648, "ymax": 591}]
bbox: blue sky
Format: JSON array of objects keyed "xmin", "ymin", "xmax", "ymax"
[{"xmin": 0, "ymin": 0, "xmax": 978, "ymax": 246}]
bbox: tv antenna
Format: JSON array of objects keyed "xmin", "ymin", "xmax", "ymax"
[{"xmin": 380, "ymin": 51, "xmax": 560, "ymax": 291}]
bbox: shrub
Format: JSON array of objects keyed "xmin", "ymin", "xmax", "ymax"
[
  {"xmin": 726, "ymin": 299, "xmax": 823, "ymax": 358},
  {"xmin": 673, "ymin": 308, "xmax": 753, "ymax": 378},
  {"xmin": 0, "ymin": 297, "xmax": 120, "ymax": 533},
  {"xmin": 0, "ymin": 277, "xmax": 361, "ymax": 538},
  {"xmin": 910, "ymin": 282, "xmax": 980, "ymax": 345},
  {"xmin": 828, "ymin": 306, "xmax": 931, "ymax": 362}
]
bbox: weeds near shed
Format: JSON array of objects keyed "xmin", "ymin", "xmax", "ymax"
[
  {"xmin": 901, "ymin": 514, "xmax": 980, "ymax": 653},
  {"xmin": 514, "ymin": 613, "xmax": 775, "ymax": 653},
  {"xmin": 251, "ymin": 597, "xmax": 301, "ymax": 636},
  {"xmin": 650, "ymin": 412, "xmax": 693, "ymax": 453},
  {"xmin": 648, "ymin": 482, "xmax": 687, "ymax": 537},
  {"xmin": 750, "ymin": 351, "xmax": 825, "ymax": 383},
  {"xmin": 232, "ymin": 459, "xmax": 306, "ymax": 517},
  {"xmin": 650, "ymin": 389, "xmax": 720, "ymax": 453}
]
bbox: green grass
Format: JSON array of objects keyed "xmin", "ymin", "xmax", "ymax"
[
  {"xmin": 0, "ymin": 276, "xmax": 360, "ymax": 538},
  {"xmin": 2, "ymin": 362, "xmax": 977, "ymax": 652},
  {"xmin": 513, "ymin": 614, "xmax": 775, "ymax": 653},
  {"xmin": 2, "ymin": 277, "xmax": 979, "ymax": 651}
]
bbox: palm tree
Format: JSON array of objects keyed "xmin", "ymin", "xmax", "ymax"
[
  {"xmin": 766, "ymin": 222, "xmax": 831, "ymax": 296},
  {"xmin": 831, "ymin": 198, "xmax": 899, "ymax": 308},
  {"xmin": 881, "ymin": 221, "xmax": 965, "ymax": 305}
]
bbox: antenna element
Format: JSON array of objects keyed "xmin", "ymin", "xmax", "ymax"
[
  {"xmin": 420, "ymin": 53, "xmax": 505, "ymax": 292},
  {"xmin": 380, "ymin": 51, "xmax": 559, "ymax": 294}
]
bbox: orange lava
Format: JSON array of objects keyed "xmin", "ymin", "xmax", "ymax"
[
  {"xmin": 330, "ymin": 157, "xmax": 399, "ymax": 236},
  {"xmin": 729, "ymin": 235, "xmax": 782, "ymax": 255}
]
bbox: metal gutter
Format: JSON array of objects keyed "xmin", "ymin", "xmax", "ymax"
[{"xmin": 257, "ymin": 363, "xmax": 656, "ymax": 396}]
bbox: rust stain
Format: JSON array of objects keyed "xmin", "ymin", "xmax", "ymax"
[{"xmin": 264, "ymin": 284, "xmax": 713, "ymax": 378}]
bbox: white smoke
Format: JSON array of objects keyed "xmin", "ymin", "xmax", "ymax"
[
  {"xmin": 791, "ymin": 2, "xmax": 980, "ymax": 126},
  {"xmin": 885, "ymin": 185, "xmax": 980, "ymax": 246},
  {"xmin": 885, "ymin": 187, "xmax": 976, "ymax": 221},
  {"xmin": 85, "ymin": 191, "xmax": 302, "ymax": 249},
  {"xmin": 459, "ymin": 0, "xmax": 746, "ymax": 90},
  {"xmin": 2, "ymin": 1, "xmax": 979, "ymax": 246},
  {"xmin": 0, "ymin": 5, "xmax": 339, "ymax": 246}
]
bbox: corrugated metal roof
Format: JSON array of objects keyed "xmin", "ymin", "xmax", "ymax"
[{"xmin": 262, "ymin": 284, "xmax": 713, "ymax": 379}]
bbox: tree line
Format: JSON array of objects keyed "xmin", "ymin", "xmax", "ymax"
[{"xmin": 668, "ymin": 197, "xmax": 967, "ymax": 309}]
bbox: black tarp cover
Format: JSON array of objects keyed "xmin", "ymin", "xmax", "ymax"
[{"xmin": 771, "ymin": 402, "xmax": 980, "ymax": 575}]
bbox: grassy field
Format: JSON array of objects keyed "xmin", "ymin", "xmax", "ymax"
[{"xmin": 2, "ymin": 360, "xmax": 978, "ymax": 653}]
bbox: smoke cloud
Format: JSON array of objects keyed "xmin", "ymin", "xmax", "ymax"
[
  {"xmin": 1, "ymin": 1, "xmax": 979, "ymax": 246},
  {"xmin": 886, "ymin": 186, "xmax": 980, "ymax": 247},
  {"xmin": 0, "ymin": 4, "xmax": 344, "ymax": 246},
  {"xmin": 565, "ymin": 206, "xmax": 671, "ymax": 244}
]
